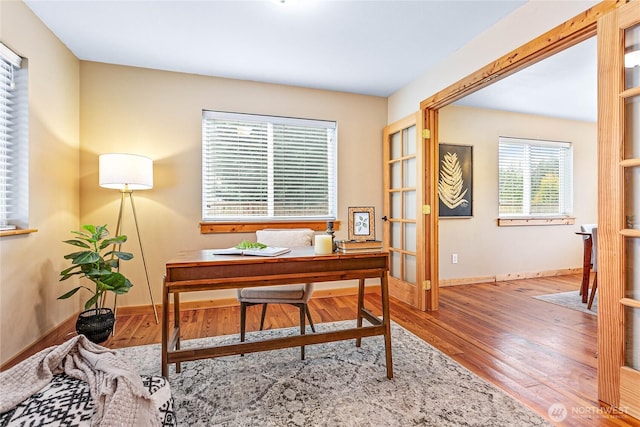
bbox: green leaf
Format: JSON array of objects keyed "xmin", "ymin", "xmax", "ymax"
[
  {"xmin": 100, "ymin": 235, "xmax": 126, "ymax": 249},
  {"xmin": 60, "ymin": 264, "xmax": 81, "ymax": 276},
  {"xmin": 62, "ymin": 239, "xmax": 91, "ymax": 249},
  {"xmin": 85, "ymin": 293, "xmax": 101, "ymax": 310},
  {"xmin": 105, "ymin": 258, "xmax": 119, "ymax": 268},
  {"xmin": 81, "ymin": 224, "xmax": 97, "ymax": 235},
  {"xmin": 58, "ymin": 287, "xmax": 81, "ymax": 299},
  {"xmin": 114, "ymin": 251, "xmax": 133, "ymax": 261},
  {"xmin": 102, "ymin": 272, "xmax": 126, "ymax": 286},
  {"xmin": 71, "ymin": 251, "xmax": 101, "ymax": 265}
]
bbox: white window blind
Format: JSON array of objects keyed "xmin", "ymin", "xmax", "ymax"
[
  {"xmin": 498, "ymin": 136, "xmax": 573, "ymax": 217},
  {"xmin": 0, "ymin": 43, "xmax": 25, "ymax": 231},
  {"xmin": 202, "ymin": 110, "xmax": 337, "ymax": 221}
]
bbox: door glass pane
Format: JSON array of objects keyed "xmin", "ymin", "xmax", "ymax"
[
  {"xmin": 391, "ymin": 161, "xmax": 401, "ymax": 189},
  {"xmin": 624, "ymin": 96, "xmax": 640, "ymax": 159},
  {"xmin": 403, "ymin": 254, "xmax": 416, "ymax": 284},
  {"xmin": 404, "ymin": 222, "xmax": 416, "ymax": 252},
  {"xmin": 391, "ymin": 192, "xmax": 401, "ymax": 218},
  {"xmin": 390, "ymin": 251, "xmax": 401, "ymax": 279},
  {"xmin": 624, "ymin": 22, "xmax": 640, "ymax": 373},
  {"xmin": 625, "ymin": 307, "xmax": 640, "ymax": 370},
  {"xmin": 403, "ymin": 125, "xmax": 416, "ymax": 156},
  {"xmin": 625, "ymin": 236, "xmax": 640, "ymax": 368},
  {"xmin": 391, "ymin": 221, "xmax": 401, "ymax": 248},
  {"xmin": 403, "ymin": 157, "xmax": 415, "ymax": 187},
  {"xmin": 625, "ymin": 24, "xmax": 640, "ymax": 90},
  {"xmin": 404, "ymin": 190, "xmax": 416, "ymax": 220},
  {"xmin": 626, "ymin": 237, "xmax": 640, "ymax": 299},
  {"xmin": 391, "ymin": 131, "xmax": 401, "ymax": 159},
  {"xmin": 625, "ymin": 168, "xmax": 640, "ymax": 229}
]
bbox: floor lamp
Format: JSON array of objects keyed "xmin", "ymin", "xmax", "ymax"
[{"xmin": 99, "ymin": 153, "xmax": 159, "ymax": 324}]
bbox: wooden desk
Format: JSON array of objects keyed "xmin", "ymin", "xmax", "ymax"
[{"xmin": 161, "ymin": 247, "xmax": 393, "ymax": 379}]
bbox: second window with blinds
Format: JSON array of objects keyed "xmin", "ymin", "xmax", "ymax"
[
  {"xmin": 202, "ymin": 110, "xmax": 337, "ymax": 223},
  {"xmin": 498, "ymin": 136, "xmax": 573, "ymax": 219}
]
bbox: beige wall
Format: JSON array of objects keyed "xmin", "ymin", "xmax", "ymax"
[
  {"xmin": 0, "ymin": 1, "xmax": 80, "ymax": 364},
  {"xmin": 438, "ymin": 105, "xmax": 597, "ymax": 281},
  {"xmin": 78, "ymin": 62, "xmax": 388, "ymax": 306}
]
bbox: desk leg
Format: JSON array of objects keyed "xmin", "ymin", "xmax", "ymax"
[
  {"xmin": 161, "ymin": 276, "xmax": 169, "ymax": 378},
  {"xmin": 380, "ymin": 272, "xmax": 393, "ymax": 379},
  {"xmin": 356, "ymin": 278, "xmax": 365, "ymax": 347},
  {"xmin": 174, "ymin": 292, "xmax": 181, "ymax": 373}
]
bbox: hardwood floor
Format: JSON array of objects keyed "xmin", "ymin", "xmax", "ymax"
[{"xmin": 5, "ymin": 274, "xmax": 640, "ymax": 426}]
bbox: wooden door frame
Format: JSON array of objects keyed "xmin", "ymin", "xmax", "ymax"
[
  {"xmin": 417, "ymin": 0, "xmax": 624, "ymax": 404},
  {"xmin": 598, "ymin": 1, "xmax": 640, "ymax": 417}
]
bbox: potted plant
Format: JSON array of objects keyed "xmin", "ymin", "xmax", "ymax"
[{"xmin": 58, "ymin": 224, "xmax": 134, "ymax": 343}]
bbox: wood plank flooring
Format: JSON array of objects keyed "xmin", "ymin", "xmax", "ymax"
[{"xmin": 5, "ymin": 274, "xmax": 640, "ymax": 426}]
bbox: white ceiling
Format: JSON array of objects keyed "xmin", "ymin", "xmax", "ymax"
[
  {"xmin": 24, "ymin": 0, "xmax": 525, "ymax": 97},
  {"xmin": 454, "ymin": 37, "xmax": 597, "ymax": 123},
  {"xmin": 24, "ymin": 0, "xmax": 595, "ymax": 122}
]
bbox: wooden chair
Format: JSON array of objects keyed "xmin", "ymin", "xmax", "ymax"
[
  {"xmin": 578, "ymin": 224, "xmax": 597, "ymax": 303},
  {"xmin": 237, "ymin": 228, "xmax": 316, "ymax": 359},
  {"xmin": 588, "ymin": 227, "xmax": 598, "ymax": 310}
]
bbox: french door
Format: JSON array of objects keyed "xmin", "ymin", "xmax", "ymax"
[
  {"xmin": 598, "ymin": 0, "xmax": 640, "ymax": 417},
  {"xmin": 382, "ymin": 112, "xmax": 434, "ymax": 310}
]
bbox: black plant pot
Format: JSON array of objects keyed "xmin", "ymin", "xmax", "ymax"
[{"xmin": 76, "ymin": 308, "xmax": 115, "ymax": 344}]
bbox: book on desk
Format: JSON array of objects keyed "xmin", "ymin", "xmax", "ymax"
[
  {"xmin": 211, "ymin": 246, "xmax": 291, "ymax": 257},
  {"xmin": 335, "ymin": 240, "xmax": 383, "ymax": 253}
]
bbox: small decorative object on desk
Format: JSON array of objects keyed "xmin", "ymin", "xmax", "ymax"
[
  {"xmin": 335, "ymin": 239, "xmax": 383, "ymax": 253},
  {"xmin": 326, "ymin": 220, "xmax": 336, "ymax": 252},
  {"xmin": 314, "ymin": 234, "xmax": 333, "ymax": 255},
  {"xmin": 348, "ymin": 207, "xmax": 375, "ymax": 241}
]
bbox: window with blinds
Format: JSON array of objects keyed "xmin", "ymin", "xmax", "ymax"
[
  {"xmin": 498, "ymin": 136, "xmax": 573, "ymax": 217},
  {"xmin": 202, "ymin": 110, "xmax": 337, "ymax": 222},
  {"xmin": 0, "ymin": 42, "xmax": 27, "ymax": 231}
]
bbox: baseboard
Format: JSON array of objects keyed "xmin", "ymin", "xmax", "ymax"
[{"xmin": 439, "ymin": 267, "xmax": 581, "ymax": 287}]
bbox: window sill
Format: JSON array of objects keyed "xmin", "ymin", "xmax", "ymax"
[
  {"xmin": 0, "ymin": 228, "xmax": 38, "ymax": 237},
  {"xmin": 497, "ymin": 217, "xmax": 575, "ymax": 227},
  {"xmin": 200, "ymin": 220, "xmax": 341, "ymax": 234}
]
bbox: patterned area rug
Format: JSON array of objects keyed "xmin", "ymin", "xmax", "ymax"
[
  {"xmin": 533, "ymin": 290, "xmax": 598, "ymax": 315},
  {"xmin": 119, "ymin": 321, "xmax": 551, "ymax": 426}
]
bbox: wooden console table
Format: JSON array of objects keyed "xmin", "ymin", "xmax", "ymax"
[{"xmin": 161, "ymin": 247, "xmax": 393, "ymax": 379}]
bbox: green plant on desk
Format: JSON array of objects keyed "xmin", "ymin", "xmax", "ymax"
[{"xmin": 235, "ymin": 240, "xmax": 267, "ymax": 250}]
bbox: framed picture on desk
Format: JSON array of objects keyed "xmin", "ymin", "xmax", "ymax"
[{"xmin": 348, "ymin": 206, "xmax": 375, "ymax": 241}]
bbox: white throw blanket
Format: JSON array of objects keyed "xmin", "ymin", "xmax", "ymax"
[{"xmin": 0, "ymin": 335, "xmax": 160, "ymax": 427}]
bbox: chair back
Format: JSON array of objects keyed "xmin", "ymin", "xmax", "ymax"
[
  {"xmin": 256, "ymin": 229, "xmax": 314, "ymax": 248},
  {"xmin": 591, "ymin": 227, "xmax": 598, "ymax": 272},
  {"xmin": 580, "ymin": 223, "xmax": 597, "ymax": 238}
]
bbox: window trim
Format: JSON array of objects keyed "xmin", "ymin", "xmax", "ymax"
[
  {"xmin": 497, "ymin": 136, "xmax": 573, "ymax": 222},
  {"xmin": 201, "ymin": 110, "xmax": 338, "ymax": 224},
  {"xmin": 199, "ymin": 220, "xmax": 340, "ymax": 234},
  {"xmin": 0, "ymin": 42, "xmax": 28, "ymax": 232}
]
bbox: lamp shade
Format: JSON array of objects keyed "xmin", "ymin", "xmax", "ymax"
[{"xmin": 99, "ymin": 153, "xmax": 153, "ymax": 190}]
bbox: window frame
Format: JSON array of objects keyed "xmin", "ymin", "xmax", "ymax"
[
  {"xmin": 497, "ymin": 136, "xmax": 575, "ymax": 227},
  {"xmin": 0, "ymin": 43, "xmax": 32, "ymax": 237},
  {"xmin": 201, "ymin": 110, "xmax": 338, "ymax": 232}
]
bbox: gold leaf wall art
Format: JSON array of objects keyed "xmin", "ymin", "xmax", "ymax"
[{"xmin": 438, "ymin": 144, "xmax": 472, "ymax": 217}]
